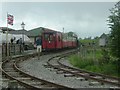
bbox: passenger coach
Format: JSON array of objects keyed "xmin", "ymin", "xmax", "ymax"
[{"xmin": 40, "ymin": 28, "xmax": 78, "ymax": 51}]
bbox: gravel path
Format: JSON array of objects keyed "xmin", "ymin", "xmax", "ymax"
[{"xmin": 19, "ymin": 53, "xmax": 114, "ymax": 89}]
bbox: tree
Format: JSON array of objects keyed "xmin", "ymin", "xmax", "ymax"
[{"xmin": 108, "ymin": 1, "xmax": 120, "ymax": 69}]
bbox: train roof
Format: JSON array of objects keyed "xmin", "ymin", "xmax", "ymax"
[
  {"xmin": 27, "ymin": 27, "xmax": 43, "ymax": 37},
  {"xmin": 27, "ymin": 27, "xmax": 59, "ymax": 37},
  {"xmin": 63, "ymin": 32, "xmax": 77, "ymax": 37},
  {"xmin": 0, "ymin": 27, "xmax": 77, "ymax": 38}
]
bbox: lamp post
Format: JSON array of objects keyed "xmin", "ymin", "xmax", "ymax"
[{"xmin": 21, "ymin": 22, "xmax": 25, "ymax": 52}]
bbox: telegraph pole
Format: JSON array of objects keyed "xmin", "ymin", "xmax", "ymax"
[{"xmin": 63, "ymin": 27, "xmax": 64, "ymax": 33}]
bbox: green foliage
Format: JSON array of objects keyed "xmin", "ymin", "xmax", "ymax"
[
  {"xmin": 80, "ymin": 38, "xmax": 99, "ymax": 47},
  {"xmin": 85, "ymin": 65, "xmax": 102, "ymax": 73},
  {"xmin": 85, "ymin": 63, "xmax": 119, "ymax": 76},
  {"xmin": 108, "ymin": 2, "xmax": 120, "ymax": 71},
  {"xmin": 100, "ymin": 48, "xmax": 110, "ymax": 63},
  {"xmin": 108, "ymin": 2, "xmax": 120, "ymax": 60},
  {"xmin": 68, "ymin": 48, "xmax": 120, "ymax": 77}
]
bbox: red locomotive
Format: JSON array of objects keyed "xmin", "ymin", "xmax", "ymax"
[{"xmin": 37, "ymin": 28, "xmax": 78, "ymax": 51}]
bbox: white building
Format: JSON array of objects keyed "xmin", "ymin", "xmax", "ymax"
[{"xmin": 99, "ymin": 33, "xmax": 108, "ymax": 47}]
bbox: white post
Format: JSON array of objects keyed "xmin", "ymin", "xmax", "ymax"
[{"xmin": 6, "ymin": 13, "xmax": 9, "ymax": 59}]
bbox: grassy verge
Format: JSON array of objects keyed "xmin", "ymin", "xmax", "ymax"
[{"xmin": 68, "ymin": 48, "xmax": 119, "ymax": 77}]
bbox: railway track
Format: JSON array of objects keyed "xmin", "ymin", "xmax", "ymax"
[
  {"xmin": 1, "ymin": 51, "xmax": 75, "ymax": 90},
  {"xmin": 47, "ymin": 51, "xmax": 120, "ymax": 88}
]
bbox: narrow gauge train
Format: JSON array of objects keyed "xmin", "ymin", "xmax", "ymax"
[{"xmin": 35, "ymin": 28, "xmax": 78, "ymax": 51}]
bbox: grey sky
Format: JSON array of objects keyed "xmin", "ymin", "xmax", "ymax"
[{"xmin": 0, "ymin": 2, "xmax": 116, "ymax": 38}]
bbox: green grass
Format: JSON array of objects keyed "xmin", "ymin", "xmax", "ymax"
[
  {"xmin": 69, "ymin": 55, "xmax": 94, "ymax": 68},
  {"xmin": 68, "ymin": 49, "xmax": 120, "ymax": 77},
  {"xmin": 84, "ymin": 63, "xmax": 119, "ymax": 76},
  {"xmin": 80, "ymin": 38, "xmax": 99, "ymax": 46}
]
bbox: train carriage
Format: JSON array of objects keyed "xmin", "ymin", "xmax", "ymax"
[
  {"xmin": 34, "ymin": 27, "xmax": 78, "ymax": 51},
  {"xmin": 42, "ymin": 28, "xmax": 62, "ymax": 51},
  {"xmin": 62, "ymin": 32, "xmax": 78, "ymax": 48}
]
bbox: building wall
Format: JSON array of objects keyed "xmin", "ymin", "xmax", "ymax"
[
  {"xmin": 99, "ymin": 38, "xmax": 106, "ymax": 46},
  {"xmin": 29, "ymin": 37, "xmax": 35, "ymax": 44}
]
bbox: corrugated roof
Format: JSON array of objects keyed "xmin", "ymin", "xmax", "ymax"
[
  {"xmin": 27, "ymin": 27, "xmax": 57, "ymax": 37},
  {"xmin": 27, "ymin": 27, "xmax": 43, "ymax": 37},
  {"xmin": 0, "ymin": 27, "xmax": 60, "ymax": 37},
  {"xmin": 100, "ymin": 33, "xmax": 108, "ymax": 38}
]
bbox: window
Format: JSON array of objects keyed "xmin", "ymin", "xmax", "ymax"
[
  {"xmin": 50, "ymin": 34, "xmax": 53, "ymax": 41},
  {"xmin": 44, "ymin": 33, "xmax": 54, "ymax": 41},
  {"xmin": 44, "ymin": 34, "xmax": 49, "ymax": 41},
  {"xmin": 58, "ymin": 36, "xmax": 61, "ymax": 41}
]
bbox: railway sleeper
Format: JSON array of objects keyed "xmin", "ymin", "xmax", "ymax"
[
  {"xmin": 3, "ymin": 68, "xmax": 16, "ymax": 71},
  {"xmin": 4, "ymin": 70, "xmax": 19, "ymax": 72},
  {"xmin": 43, "ymin": 64, "xmax": 51, "ymax": 68},
  {"xmin": 34, "ymin": 85, "xmax": 57, "ymax": 89},
  {"xmin": 36, "ymin": 84, "xmax": 54, "ymax": 88},
  {"xmin": 4, "ymin": 64, "xmax": 13, "ymax": 67},
  {"xmin": 56, "ymin": 70, "xmax": 69, "ymax": 74},
  {"xmin": 25, "ymin": 82, "xmax": 55, "ymax": 88},
  {"xmin": 2, "ymin": 73, "xmax": 8, "ymax": 77},
  {"xmin": 7, "ymin": 73, "xmax": 26, "ymax": 78},
  {"xmin": 70, "ymin": 70, "xmax": 80, "ymax": 73},
  {"xmin": 78, "ymin": 72, "xmax": 90, "ymax": 76},
  {"xmin": 16, "ymin": 77, "xmax": 32, "ymax": 81},
  {"xmin": 2, "ymin": 80, "xmax": 18, "ymax": 88},
  {"xmin": 53, "ymin": 65, "xmax": 61, "ymax": 68},
  {"xmin": 105, "ymin": 79, "xmax": 118, "ymax": 83},
  {"xmin": 24, "ymin": 80, "xmax": 62, "ymax": 89},
  {"xmin": 48, "ymin": 68, "xmax": 60, "ymax": 72},
  {"xmin": 7, "ymin": 81, "xmax": 23, "ymax": 89},
  {"xmin": 53, "ymin": 57, "xmax": 61, "ymax": 60},
  {"xmin": 22, "ymin": 80, "xmax": 43, "ymax": 85},
  {"xmin": 60, "ymin": 68, "xmax": 73, "ymax": 71},
  {"xmin": 1, "ymin": 78, "xmax": 10, "ymax": 82},
  {"xmin": 4, "ymin": 62, "xmax": 14, "ymax": 64},
  {"xmin": 64, "ymin": 73, "xmax": 75, "ymax": 77},
  {"xmin": 6, "ymin": 71, "xmax": 22, "ymax": 75},
  {"xmin": 91, "ymin": 76, "xmax": 103, "ymax": 79},
  {"xmin": 89, "ymin": 81, "xmax": 103, "ymax": 86},
  {"xmin": 56, "ymin": 70, "xmax": 65, "ymax": 74},
  {"xmin": 53, "ymin": 67, "xmax": 60, "ymax": 70},
  {"xmin": 75, "ymin": 77, "xmax": 85, "ymax": 81}
]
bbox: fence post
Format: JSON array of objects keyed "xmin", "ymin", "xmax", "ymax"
[
  {"xmin": 38, "ymin": 48, "xmax": 40, "ymax": 60},
  {"xmin": 20, "ymin": 44, "xmax": 21, "ymax": 54},
  {"xmin": 9, "ymin": 43, "xmax": 10, "ymax": 56},
  {"xmin": 14, "ymin": 44, "xmax": 15, "ymax": 55},
  {"xmin": 5, "ymin": 43, "xmax": 7, "ymax": 56},
  {"xmin": 2, "ymin": 43, "xmax": 3, "ymax": 59}
]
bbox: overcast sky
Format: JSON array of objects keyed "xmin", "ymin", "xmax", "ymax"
[{"xmin": 0, "ymin": 1, "xmax": 117, "ymax": 38}]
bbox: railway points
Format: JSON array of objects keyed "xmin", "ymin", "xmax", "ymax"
[{"xmin": 16, "ymin": 49, "xmax": 119, "ymax": 89}]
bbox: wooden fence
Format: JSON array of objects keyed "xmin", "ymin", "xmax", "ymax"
[{"xmin": 2, "ymin": 43, "xmax": 23, "ymax": 58}]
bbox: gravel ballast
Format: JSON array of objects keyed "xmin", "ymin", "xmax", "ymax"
[{"xmin": 19, "ymin": 53, "xmax": 115, "ymax": 88}]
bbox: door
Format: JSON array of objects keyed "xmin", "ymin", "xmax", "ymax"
[{"xmin": 42, "ymin": 33, "xmax": 55, "ymax": 50}]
